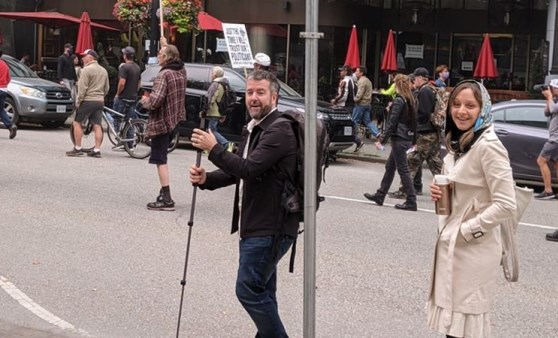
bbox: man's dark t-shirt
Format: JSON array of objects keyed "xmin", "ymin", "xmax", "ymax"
[{"xmin": 118, "ymin": 62, "xmax": 141, "ymax": 100}]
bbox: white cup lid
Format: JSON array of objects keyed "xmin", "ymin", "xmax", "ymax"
[{"xmin": 434, "ymin": 175, "xmax": 449, "ymax": 184}]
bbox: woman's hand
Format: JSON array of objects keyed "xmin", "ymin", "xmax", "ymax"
[{"xmin": 430, "ymin": 181, "xmax": 442, "ymax": 201}]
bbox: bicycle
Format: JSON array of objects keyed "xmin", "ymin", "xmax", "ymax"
[{"xmin": 70, "ymin": 103, "xmax": 178, "ymax": 159}]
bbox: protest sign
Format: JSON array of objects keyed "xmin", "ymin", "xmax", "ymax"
[{"xmin": 222, "ymin": 23, "xmax": 254, "ymax": 68}]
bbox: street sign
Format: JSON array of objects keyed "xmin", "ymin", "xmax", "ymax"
[{"xmin": 222, "ymin": 23, "xmax": 254, "ymax": 68}]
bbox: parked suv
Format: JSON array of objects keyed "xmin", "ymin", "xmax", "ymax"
[
  {"xmin": 140, "ymin": 63, "xmax": 355, "ymax": 153},
  {"xmin": 1, "ymin": 54, "xmax": 73, "ymax": 128}
]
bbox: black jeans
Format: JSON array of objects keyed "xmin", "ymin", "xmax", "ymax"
[{"xmin": 377, "ymin": 139, "xmax": 416, "ymax": 202}]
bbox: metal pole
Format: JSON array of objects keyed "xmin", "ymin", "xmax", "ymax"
[{"xmin": 300, "ymin": 0, "xmax": 322, "ymax": 336}]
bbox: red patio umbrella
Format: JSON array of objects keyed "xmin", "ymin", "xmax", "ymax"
[
  {"xmin": 474, "ymin": 33, "xmax": 498, "ymax": 82},
  {"xmin": 344, "ymin": 25, "xmax": 360, "ymax": 69},
  {"xmin": 198, "ymin": 11, "xmax": 222, "ymax": 31},
  {"xmin": 75, "ymin": 12, "xmax": 93, "ymax": 55},
  {"xmin": 0, "ymin": 11, "xmax": 120, "ymax": 31},
  {"xmin": 380, "ymin": 30, "xmax": 397, "ymax": 73}
]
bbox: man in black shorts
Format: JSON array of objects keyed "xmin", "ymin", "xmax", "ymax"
[
  {"xmin": 66, "ymin": 49, "xmax": 109, "ymax": 158},
  {"xmin": 139, "ymin": 42, "xmax": 186, "ymax": 211}
]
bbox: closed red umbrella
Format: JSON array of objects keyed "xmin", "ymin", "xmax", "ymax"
[
  {"xmin": 474, "ymin": 34, "xmax": 498, "ymax": 81},
  {"xmin": 75, "ymin": 12, "xmax": 93, "ymax": 54},
  {"xmin": 198, "ymin": 11, "xmax": 222, "ymax": 31},
  {"xmin": 344, "ymin": 25, "xmax": 360, "ymax": 69},
  {"xmin": 381, "ymin": 30, "xmax": 397, "ymax": 73}
]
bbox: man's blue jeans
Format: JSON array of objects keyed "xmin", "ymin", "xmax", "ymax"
[
  {"xmin": 207, "ymin": 117, "xmax": 229, "ymax": 146},
  {"xmin": 236, "ymin": 235, "xmax": 294, "ymax": 338},
  {"xmin": 112, "ymin": 97, "xmax": 137, "ymax": 146},
  {"xmin": 0, "ymin": 91, "xmax": 13, "ymax": 129},
  {"xmin": 352, "ymin": 104, "xmax": 379, "ymax": 137}
]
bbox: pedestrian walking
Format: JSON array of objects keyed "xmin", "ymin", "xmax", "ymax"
[
  {"xmin": 189, "ymin": 70, "xmax": 298, "ymax": 337},
  {"xmin": 0, "ymin": 50, "xmax": 17, "ymax": 139},
  {"xmin": 363, "ymin": 73, "xmax": 417, "ymax": 211},
  {"xmin": 57, "ymin": 43, "xmax": 77, "ymax": 95},
  {"xmin": 139, "ymin": 43, "xmax": 186, "ymax": 211},
  {"xmin": 427, "ymin": 80, "xmax": 516, "ymax": 338},
  {"xmin": 204, "ymin": 66, "xmax": 232, "ymax": 151},
  {"xmin": 352, "ymin": 66, "xmax": 380, "ymax": 151}
]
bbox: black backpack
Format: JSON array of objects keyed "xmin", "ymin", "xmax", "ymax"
[
  {"xmin": 217, "ymin": 82, "xmax": 236, "ymax": 116},
  {"xmin": 273, "ymin": 110, "xmax": 330, "ymax": 272}
]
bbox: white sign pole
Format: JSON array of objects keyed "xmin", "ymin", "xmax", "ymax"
[
  {"xmin": 222, "ymin": 23, "xmax": 254, "ymax": 69},
  {"xmin": 159, "ymin": 0, "xmax": 164, "ymax": 39}
]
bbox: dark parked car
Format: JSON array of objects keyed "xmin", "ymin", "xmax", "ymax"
[
  {"xmin": 490, "ymin": 99, "xmax": 556, "ymax": 187},
  {"xmin": 1, "ymin": 54, "xmax": 73, "ymax": 128},
  {"xmin": 140, "ymin": 63, "xmax": 355, "ymax": 153}
]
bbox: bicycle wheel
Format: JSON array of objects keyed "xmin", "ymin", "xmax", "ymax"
[
  {"xmin": 70, "ymin": 122, "xmax": 96, "ymax": 152},
  {"xmin": 107, "ymin": 122, "xmax": 119, "ymax": 146},
  {"xmin": 168, "ymin": 131, "xmax": 179, "ymax": 153},
  {"xmin": 123, "ymin": 119, "xmax": 151, "ymax": 159}
]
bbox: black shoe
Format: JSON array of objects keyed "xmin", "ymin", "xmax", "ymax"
[
  {"xmin": 387, "ymin": 190, "xmax": 406, "ymax": 199},
  {"xmin": 535, "ymin": 191, "xmax": 555, "ymax": 200},
  {"xmin": 364, "ymin": 192, "xmax": 384, "ymax": 206},
  {"xmin": 66, "ymin": 148, "xmax": 84, "ymax": 157},
  {"xmin": 395, "ymin": 201, "xmax": 417, "ymax": 211},
  {"xmin": 9, "ymin": 125, "xmax": 17, "ymax": 139},
  {"xmin": 354, "ymin": 141, "xmax": 365, "ymax": 153},
  {"xmin": 87, "ymin": 150, "xmax": 102, "ymax": 158},
  {"xmin": 546, "ymin": 230, "xmax": 558, "ymax": 242},
  {"xmin": 147, "ymin": 195, "xmax": 175, "ymax": 211}
]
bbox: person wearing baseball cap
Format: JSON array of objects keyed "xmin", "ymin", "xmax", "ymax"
[
  {"xmin": 253, "ymin": 52, "xmax": 271, "ymax": 71},
  {"xmin": 537, "ymin": 79, "xmax": 558, "ymax": 207},
  {"xmin": 404, "ymin": 66, "xmax": 443, "ymax": 197},
  {"xmin": 57, "ymin": 42, "xmax": 77, "ymax": 94},
  {"xmin": 67, "ymin": 48, "xmax": 109, "ymax": 158},
  {"xmin": 111, "ymin": 46, "xmax": 141, "ymax": 150}
]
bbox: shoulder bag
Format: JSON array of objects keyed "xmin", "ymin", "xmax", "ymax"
[{"xmin": 500, "ymin": 185, "xmax": 533, "ymax": 282}]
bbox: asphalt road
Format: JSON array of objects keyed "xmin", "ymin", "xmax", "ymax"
[{"xmin": 0, "ymin": 126, "xmax": 557, "ymax": 337}]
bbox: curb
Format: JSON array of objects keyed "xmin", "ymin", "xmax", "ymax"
[{"xmin": 336, "ymin": 151, "xmax": 387, "ymax": 164}]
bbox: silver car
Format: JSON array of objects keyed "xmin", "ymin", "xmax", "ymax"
[
  {"xmin": 1, "ymin": 54, "xmax": 73, "ymax": 128},
  {"xmin": 491, "ymin": 99, "xmax": 557, "ymax": 187}
]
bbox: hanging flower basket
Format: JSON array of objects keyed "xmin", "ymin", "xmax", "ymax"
[
  {"xmin": 112, "ymin": 0, "xmax": 151, "ymax": 34},
  {"xmin": 161, "ymin": 0, "xmax": 202, "ymax": 34}
]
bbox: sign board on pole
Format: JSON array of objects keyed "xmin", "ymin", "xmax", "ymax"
[
  {"xmin": 222, "ymin": 23, "xmax": 254, "ymax": 68},
  {"xmin": 216, "ymin": 38, "xmax": 227, "ymax": 52}
]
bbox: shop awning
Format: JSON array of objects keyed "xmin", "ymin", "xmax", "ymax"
[{"xmin": 0, "ymin": 11, "xmax": 121, "ymax": 31}]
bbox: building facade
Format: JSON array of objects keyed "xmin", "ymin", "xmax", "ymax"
[{"xmin": 0, "ymin": 0, "xmax": 553, "ymax": 100}]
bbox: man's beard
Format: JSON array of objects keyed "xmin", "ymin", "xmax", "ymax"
[{"xmin": 249, "ymin": 104, "xmax": 273, "ymax": 120}]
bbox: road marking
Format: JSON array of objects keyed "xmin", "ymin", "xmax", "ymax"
[
  {"xmin": 323, "ymin": 195, "xmax": 558, "ymax": 230},
  {"xmin": 0, "ymin": 276, "xmax": 90, "ymax": 337}
]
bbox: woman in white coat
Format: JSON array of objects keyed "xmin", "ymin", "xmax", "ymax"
[{"xmin": 428, "ymin": 80, "xmax": 517, "ymax": 338}]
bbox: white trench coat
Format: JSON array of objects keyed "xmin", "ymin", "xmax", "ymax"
[{"xmin": 427, "ymin": 127, "xmax": 517, "ymax": 336}]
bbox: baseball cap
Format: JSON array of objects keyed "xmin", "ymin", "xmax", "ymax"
[
  {"xmin": 413, "ymin": 67, "xmax": 430, "ymax": 78},
  {"xmin": 79, "ymin": 49, "xmax": 99, "ymax": 59},
  {"xmin": 338, "ymin": 65, "xmax": 353, "ymax": 73},
  {"xmin": 122, "ymin": 46, "xmax": 135, "ymax": 56},
  {"xmin": 550, "ymin": 79, "xmax": 558, "ymax": 88},
  {"xmin": 64, "ymin": 43, "xmax": 73, "ymax": 49},
  {"xmin": 254, "ymin": 53, "xmax": 270, "ymax": 67}
]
